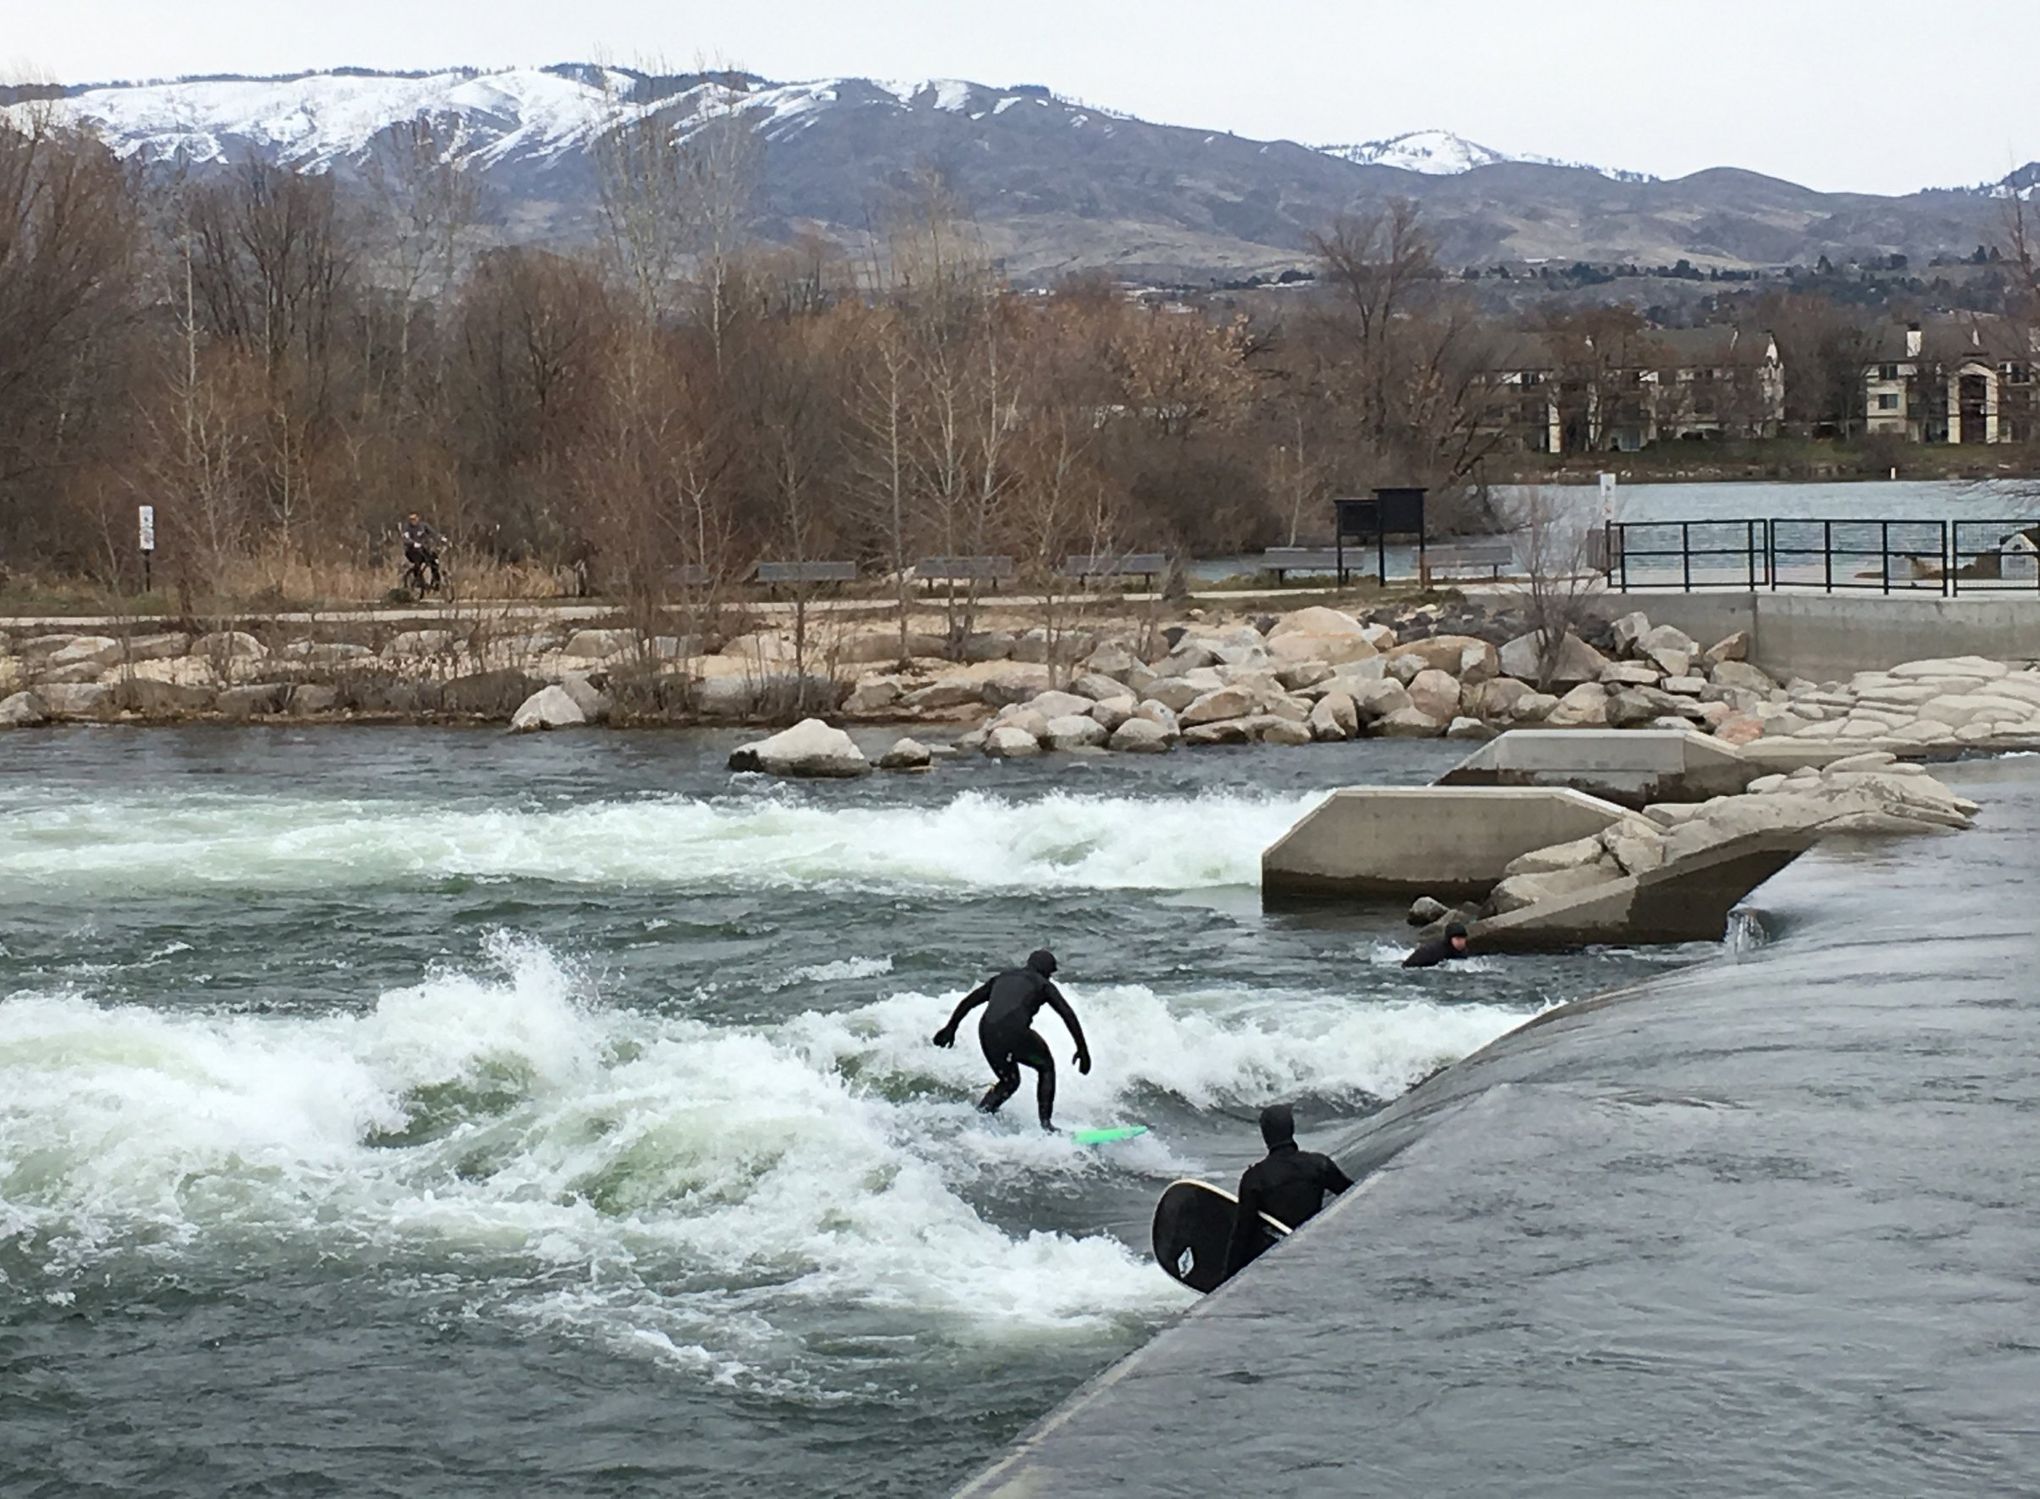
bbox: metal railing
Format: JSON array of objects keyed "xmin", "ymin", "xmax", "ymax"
[{"xmin": 1603, "ymin": 517, "xmax": 2040, "ymax": 596}]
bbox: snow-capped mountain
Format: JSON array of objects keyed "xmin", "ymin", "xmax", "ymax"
[
  {"xmin": 4, "ymin": 65, "xmax": 2013, "ymax": 282},
  {"xmin": 1319, "ymin": 129, "xmax": 1514, "ymax": 175},
  {"xmin": 19, "ymin": 66, "xmax": 1087, "ymax": 175}
]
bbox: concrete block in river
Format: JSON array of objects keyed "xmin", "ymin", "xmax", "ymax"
[
  {"xmin": 1261, "ymin": 786, "xmax": 1635, "ymax": 901},
  {"xmin": 1436, "ymin": 728, "xmax": 1761, "ymax": 808}
]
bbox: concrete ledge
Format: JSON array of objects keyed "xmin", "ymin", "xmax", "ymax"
[
  {"xmin": 1469, "ymin": 829, "xmax": 1813, "ymax": 949},
  {"xmin": 1262, "ymin": 786, "xmax": 1633, "ymax": 900},
  {"xmin": 1601, "ymin": 591, "xmax": 2040, "ymax": 681},
  {"xmin": 1437, "ymin": 728, "xmax": 1759, "ymax": 807}
]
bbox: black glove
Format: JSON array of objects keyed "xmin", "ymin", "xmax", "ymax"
[
  {"xmin": 933, "ymin": 1027, "xmax": 955, "ymax": 1048},
  {"xmin": 1075, "ymin": 1049, "xmax": 1092, "ymax": 1075}
]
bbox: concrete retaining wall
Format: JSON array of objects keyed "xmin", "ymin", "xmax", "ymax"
[
  {"xmin": 1262, "ymin": 786, "xmax": 1631, "ymax": 899},
  {"xmin": 1606, "ymin": 591, "xmax": 2040, "ymax": 681}
]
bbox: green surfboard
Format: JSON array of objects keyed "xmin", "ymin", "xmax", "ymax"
[{"xmin": 1071, "ymin": 1125, "xmax": 1149, "ymax": 1146}]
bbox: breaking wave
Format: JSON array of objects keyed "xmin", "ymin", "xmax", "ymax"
[
  {"xmin": 0, "ymin": 788, "xmax": 1318, "ymax": 896},
  {"xmin": 0, "ymin": 934, "xmax": 1530, "ymax": 1395}
]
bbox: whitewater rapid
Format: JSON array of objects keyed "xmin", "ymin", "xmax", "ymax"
[
  {"xmin": 0, "ymin": 932, "xmax": 1532, "ymax": 1392},
  {"xmin": 0, "ymin": 786, "xmax": 1320, "ymax": 895}
]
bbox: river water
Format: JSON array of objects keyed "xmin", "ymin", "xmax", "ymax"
[
  {"xmin": 0, "ymin": 728, "xmax": 1706, "ymax": 1498},
  {"xmin": 960, "ymin": 756, "xmax": 2040, "ymax": 1498}
]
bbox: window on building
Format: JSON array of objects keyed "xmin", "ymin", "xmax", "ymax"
[
  {"xmin": 1879, "ymin": 363, "xmax": 1900, "ymax": 381},
  {"xmin": 1877, "ymin": 394, "xmax": 1900, "ymax": 410}
]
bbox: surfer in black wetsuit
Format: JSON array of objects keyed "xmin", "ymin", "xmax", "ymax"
[
  {"xmin": 1223, "ymin": 1103, "xmax": 1353, "ymax": 1278},
  {"xmin": 932, "ymin": 949, "xmax": 1091, "ymax": 1132},
  {"xmin": 1402, "ymin": 920, "xmax": 1470, "ymax": 970}
]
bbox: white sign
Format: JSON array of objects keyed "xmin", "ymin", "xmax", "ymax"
[
  {"xmin": 138, "ymin": 505, "xmax": 156, "ymax": 552},
  {"xmin": 1597, "ymin": 472, "xmax": 1617, "ymax": 518}
]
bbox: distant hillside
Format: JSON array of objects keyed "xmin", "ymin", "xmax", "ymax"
[{"xmin": 8, "ymin": 65, "xmax": 2035, "ymax": 283}]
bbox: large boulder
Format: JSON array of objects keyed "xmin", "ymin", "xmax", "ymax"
[
  {"xmin": 954, "ymin": 631, "xmax": 1010, "ymax": 662},
  {"xmin": 1259, "ymin": 717, "xmax": 1313, "ymax": 747},
  {"xmin": 728, "ymin": 718, "xmax": 871, "ymax": 777},
  {"xmin": 1265, "ymin": 606, "xmax": 1379, "ymax": 667},
  {"xmin": 984, "ymin": 725, "xmax": 1042, "ymax": 758},
  {"xmin": 1709, "ymin": 660, "xmax": 1778, "ymax": 694},
  {"xmin": 288, "ymin": 684, "xmax": 340, "ymax": 716},
  {"xmin": 1608, "ymin": 611, "xmax": 1653, "ymax": 658},
  {"xmin": 1043, "ymin": 714, "xmax": 1108, "ymax": 749},
  {"xmin": 1498, "ymin": 630, "xmax": 1610, "ymax": 688},
  {"xmin": 843, "ymin": 678, "xmax": 904, "ymax": 715},
  {"xmin": 1180, "ymin": 686, "xmax": 1257, "ymax": 726},
  {"xmin": 37, "ymin": 682, "xmax": 112, "ymax": 718},
  {"xmin": 1406, "ymin": 668, "xmax": 1461, "ymax": 722},
  {"xmin": 1027, "ymin": 689, "xmax": 1097, "ymax": 721},
  {"xmin": 1084, "ymin": 642, "xmax": 1143, "ymax": 678},
  {"xmin": 1268, "ymin": 606, "xmax": 1367, "ymax": 640},
  {"xmin": 1089, "ymin": 696, "xmax": 1137, "ymax": 732},
  {"xmin": 1309, "ymin": 691, "xmax": 1358, "ymax": 742},
  {"xmin": 1132, "ymin": 700, "xmax": 1182, "ymax": 737},
  {"xmin": 1465, "ymin": 677, "xmax": 1534, "ymax": 721},
  {"xmin": 1349, "ymin": 678, "xmax": 1413, "ymax": 723},
  {"xmin": 1109, "ymin": 717, "xmax": 1172, "ymax": 754},
  {"xmin": 1545, "ymin": 683, "xmax": 1611, "ymax": 728},
  {"xmin": 1606, "ymin": 688, "xmax": 1665, "ymax": 728},
  {"xmin": 1374, "ymin": 706, "xmax": 1447, "ymax": 737},
  {"xmin": 1142, "ymin": 676, "xmax": 1202, "ymax": 713},
  {"xmin": 191, "ymin": 630, "xmax": 268, "ymax": 662},
  {"xmin": 1276, "ymin": 660, "xmax": 1333, "ymax": 691},
  {"xmin": 115, "ymin": 678, "xmax": 215, "ymax": 713},
  {"xmin": 510, "ymin": 685, "xmax": 588, "ymax": 732},
  {"xmin": 902, "ymin": 679, "xmax": 984, "ymax": 712},
  {"xmin": 218, "ymin": 682, "xmax": 290, "ymax": 718},
  {"xmin": 561, "ymin": 628, "xmax": 635, "ymax": 661},
  {"xmin": 1703, "ymin": 631, "xmax": 1751, "ymax": 667},
  {"xmin": 127, "ymin": 632, "xmax": 194, "ymax": 662},
  {"xmin": 1070, "ymin": 671, "xmax": 1130, "ymax": 702},
  {"xmin": 976, "ymin": 663, "xmax": 1055, "ymax": 707},
  {"xmin": 558, "ymin": 674, "xmax": 612, "ymax": 723},
  {"xmin": 1488, "ymin": 863, "xmax": 1624, "ymax": 915},
  {"xmin": 1513, "ymin": 691, "xmax": 1559, "ymax": 723},
  {"xmin": 879, "ymin": 737, "xmax": 934, "ymax": 770},
  {"xmin": 38, "ymin": 635, "xmax": 122, "ymax": 672},
  {"xmin": 0, "ymin": 691, "xmax": 46, "ymax": 727}
]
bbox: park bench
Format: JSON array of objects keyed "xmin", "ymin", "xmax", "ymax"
[
  {"xmin": 1419, "ymin": 541, "xmax": 1516, "ymax": 584},
  {"xmin": 1060, "ymin": 552, "xmax": 1167, "ymax": 589},
  {"xmin": 1262, "ymin": 546, "xmax": 1350, "ymax": 583},
  {"xmin": 751, "ymin": 560, "xmax": 858, "ymax": 586},
  {"xmin": 914, "ymin": 555, "xmax": 1015, "ymax": 588}
]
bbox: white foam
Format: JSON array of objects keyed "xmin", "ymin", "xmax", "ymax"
[
  {"xmin": 0, "ymin": 934, "xmax": 1531, "ymax": 1389},
  {"xmin": 0, "ymin": 788, "xmax": 1317, "ymax": 896}
]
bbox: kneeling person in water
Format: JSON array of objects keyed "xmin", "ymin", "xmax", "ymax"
[
  {"xmin": 1403, "ymin": 920, "xmax": 1470, "ymax": 969},
  {"xmin": 933, "ymin": 949, "xmax": 1091, "ymax": 1131},
  {"xmin": 1223, "ymin": 1103, "xmax": 1353, "ymax": 1278}
]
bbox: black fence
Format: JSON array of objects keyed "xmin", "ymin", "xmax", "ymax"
[{"xmin": 1604, "ymin": 518, "xmax": 2040, "ymax": 596}]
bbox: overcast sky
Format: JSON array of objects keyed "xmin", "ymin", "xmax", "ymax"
[{"xmin": 14, "ymin": 0, "xmax": 2036, "ymax": 194}]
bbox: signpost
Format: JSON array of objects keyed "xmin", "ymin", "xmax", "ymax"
[
  {"xmin": 1332, "ymin": 487, "xmax": 1428, "ymax": 585},
  {"xmin": 138, "ymin": 504, "xmax": 156, "ymax": 592}
]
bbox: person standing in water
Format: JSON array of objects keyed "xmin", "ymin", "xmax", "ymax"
[
  {"xmin": 932, "ymin": 949, "xmax": 1091, "ymax": 1132},
  {"xmin": 1223, "ymin": 1103, "xmax": 1353, "ymax": 1279},
  {"xmin": 1403, "ymin": 920, "xmax": 1471, "ymax": 969}
]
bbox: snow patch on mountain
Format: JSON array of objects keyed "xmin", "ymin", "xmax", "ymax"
[{"xmin": 1320, "ymin": 129, "xmax": 1511, "ymax": 175}]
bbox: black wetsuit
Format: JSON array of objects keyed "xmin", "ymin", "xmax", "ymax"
[
  {"xmin": 1402, "ymin": 934, "xmax": 1467, "ymax": 969},
  {"xmin": 1223, "ymin": 1104, "xmax": 1353, "ymax": 1278},
  {"xmin": 935, "ymin": 951, "xmax": 1090, "ymax": 1130}
]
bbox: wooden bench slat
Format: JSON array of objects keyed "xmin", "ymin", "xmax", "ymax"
[
  {"xmin": 753, "ymin": 560, "xmax": 858, "ymax": 584},
  {"xmin": 1061, "ymin": 552, "xmax": 1167, "ymax": 576}
]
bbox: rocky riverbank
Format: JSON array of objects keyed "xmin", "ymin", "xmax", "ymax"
[{"xmin": 4, "ymin": 603, "xmax": 2037, "ymax": 770}]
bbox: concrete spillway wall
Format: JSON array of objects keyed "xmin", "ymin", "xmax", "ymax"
[{"xmin": 1260, "ymin": 785, "xmax": 1633, "ymax": 900}]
